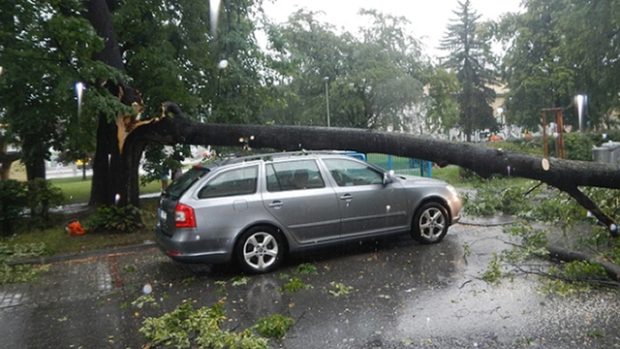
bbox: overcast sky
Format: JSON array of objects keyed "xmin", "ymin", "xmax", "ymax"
[{"xmin": 262, "ymin": 0, "xmax": 523, "ymax": 58}]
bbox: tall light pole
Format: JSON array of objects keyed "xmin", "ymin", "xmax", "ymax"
[
  {"xmin": 324, "ymin": 76, "xmax": 330, "ymax": 127},
  {"xmin": 574, "ymin": 94, "xmax": 588, "ymax": 132},
  {"xmin": 75, "ymin": 82, "xmax": 85, "ymax": 119}
]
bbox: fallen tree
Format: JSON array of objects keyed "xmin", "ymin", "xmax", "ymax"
[
  {"xmin": 83, "ymin": 0, "xmax": 620, "ymax": 237},
  {"xmin": 129, "ymin": 105, "xmax": 620, "ymax": 238},
  {"xmin": 82, "ymin": 0, "xmax": 619, "ymax": 283}
]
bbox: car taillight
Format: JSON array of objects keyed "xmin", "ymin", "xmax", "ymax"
[{"xmin": 175, "ymin": 203, "xmax": 196, "ymax": 228}]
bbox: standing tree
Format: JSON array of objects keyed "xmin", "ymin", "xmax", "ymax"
[
  {"xmin": 499, "ymin": 0, "xmax": 620, "ymax": 129},
  {"xmin": 0, "ymin": 0, "xmax": 111, "ymax": 180},
  {"xmin": 498, "ymin": 0, "xmax": 576, "ymax": 129},
  {"xmin": 440, "ymin": 0, "xmax": 498, "ymax": 141},
  {"xmin": 264, "ymin": 9, "xmax": 426, "ymax": 130},
  {"xmin": 424, "ymin": 67, "xmax": 460, "ymax": 135}
]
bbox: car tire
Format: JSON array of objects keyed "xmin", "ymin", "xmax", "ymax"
[
  {"xmin": 235, "ymin": 226, "xmax": 285, "ymax": 273},
  {"xmin": 411, "ymin": 202, "xmax": 449, "ymax": 244}
]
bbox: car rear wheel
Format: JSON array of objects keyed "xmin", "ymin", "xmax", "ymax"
[
  {"xmin": 236, "ymin": 226, "xmax": 284, "ymax": 273},
  {"xmin": 412, "ymin": 202, "xmax": 449, "ymax": 244}
]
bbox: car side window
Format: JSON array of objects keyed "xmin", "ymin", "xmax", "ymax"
[
  {"xmin": 323, "ymin": 158, "xmax": 383, "ymax": 186},
  {"xmin": 197, "ymin": 166, "xmax": 258, "ymax": 199},
  {"xmin": 266, "ymin": 160, "xmax": 325, "ymax": 192}
]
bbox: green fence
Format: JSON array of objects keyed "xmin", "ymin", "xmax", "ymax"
[{"xmin": 366, "ymin": 153, "xmax": 432, "ymax": 177}]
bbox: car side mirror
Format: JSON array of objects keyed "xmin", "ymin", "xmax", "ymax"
[{"xmin": 383, "ymin": 170, "xmax": 395, "ymax": 185}]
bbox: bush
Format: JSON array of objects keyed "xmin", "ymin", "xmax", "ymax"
[
  {"xmin": 563, "ymin": 133, "xmax": 596, "ymax": 161},
  {"xmin": 27, "ymin": 178, "xmax": 64, "ymax": 227},
  {"xmin": 0, "ymin": 180, "xmax": 28, "ymax": 236},
  {"xmin": 86, "ymin": 205, "xmax": 144, "ymax": 233}
]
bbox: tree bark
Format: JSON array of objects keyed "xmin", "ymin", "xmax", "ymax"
[
  {"xmin": 22, "ymin": 134, "xmax": 46, "ymax": 180},
  {"xmin": 547, "ymin": 245, "xmax": 620, "ymax": 282},
  {"xmin": 86, "ymin": 0, "xmax": 143, "ymax": 206},
  {"xmin": 142, "ymin": 115, "xmax": 620, "ymax": 191}
]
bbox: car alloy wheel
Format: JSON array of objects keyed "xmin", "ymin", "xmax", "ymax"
[
  {"xmin": 412, "ymin": 202, "xmax": 449, "ymax": 244},
  {"xmin": 236, "ymin": 227, "xmax": 283, "ymax": 273}
]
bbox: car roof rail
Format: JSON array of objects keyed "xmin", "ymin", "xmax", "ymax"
[{"xmin": 196, "ymin": 150, "xmax": 363, "ymax": 169}]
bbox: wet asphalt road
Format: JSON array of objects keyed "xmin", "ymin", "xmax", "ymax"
[{"xmin": 0, "ymin": 222, "xmax": 619, "ymax": 349}]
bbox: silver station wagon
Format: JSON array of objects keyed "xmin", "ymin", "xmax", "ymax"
[{"xmin": 156, "ymin": 151, "xmax": 462, "ymax": 273}]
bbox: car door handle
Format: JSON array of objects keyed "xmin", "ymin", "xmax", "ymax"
[
  {"xmin": 268, "ymin": 200, "xmax": 283, "ymax": 209},
  {"xmin": 339, "ymin": 194, "xmax": 352, "ymax": 201}
]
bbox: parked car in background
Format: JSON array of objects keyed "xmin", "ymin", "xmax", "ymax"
[{"xmin": 155, "ymin": 151, "xmax": 462, "ymax": 273}]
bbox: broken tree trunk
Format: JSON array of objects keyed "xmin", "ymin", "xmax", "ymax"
[{"xmin": 129, "ymin": 105, "xmax": 620, "ymax": 237}]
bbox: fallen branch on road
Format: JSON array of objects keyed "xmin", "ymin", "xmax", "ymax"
[{"xmin": 546, "ymin": 245, "xmax": 620, "ymax": 282}]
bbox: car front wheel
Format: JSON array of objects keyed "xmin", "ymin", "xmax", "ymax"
[
  {"xmin": 412, "ymin": 202, "xmax": 449, "ymax": 244},
  {"xmin": 236, "ymin": 226, "xmax": 284, "ymax": 273}
]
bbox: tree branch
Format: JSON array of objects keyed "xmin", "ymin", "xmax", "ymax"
[
  {"xmin": 563, "ymin": 186, "xmax": 618, "ymax": 237},
  {"xmin": 546, "ymin": 245, "xmax": 620, "ymax": 282}
]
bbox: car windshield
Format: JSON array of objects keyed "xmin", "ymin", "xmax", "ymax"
[{"xmin": 164, "ymin": 167, "xmax": 209, "ymax": 200}]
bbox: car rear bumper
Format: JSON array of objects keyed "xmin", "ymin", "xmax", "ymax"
[{"xmin": 155, "ymin": 226, "xmax": 232, "ymax": 264}]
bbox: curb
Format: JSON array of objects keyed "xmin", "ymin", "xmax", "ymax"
[{"xmin": 8, "ymin": 240, "xmax": 158, "ymax": 266}]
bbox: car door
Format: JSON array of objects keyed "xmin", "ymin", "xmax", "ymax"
[
  {"xmin": 262, "ymin": 159, "xmax": 341, "ymax": 244},
  {"xmin": 322, "ymin": 157, "xmax": 409, "ymax": 238}
]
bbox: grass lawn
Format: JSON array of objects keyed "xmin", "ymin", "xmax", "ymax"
[
  {"xmin": 6, "ymin": 199, "xmax": 160, "ymax": 256},
  {"xmin": 50, "ymin": 176, "xmax": 161, "ymax": 204}
]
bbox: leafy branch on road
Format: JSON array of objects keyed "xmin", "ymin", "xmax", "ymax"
[
  {"xmin": 140, "ymin": 299, "xmax": 294, "ymax": 349},
  {"xmin": 469, "ymin": 180, "xmax": 620, "ymax": 290}
]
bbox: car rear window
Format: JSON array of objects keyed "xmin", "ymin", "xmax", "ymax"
[{"xmin": 164, "ymin": 167, "xmax": 209, "ymax": 200}]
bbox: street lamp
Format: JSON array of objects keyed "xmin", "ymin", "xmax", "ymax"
[
  {"xmin": 209, "ymin": 0, "xmax": 222, "ymax": 36},
  {"xmin": 0, "ymin": 66, "xmax": 3, "ymax": 76},
  {"xmin": 324, "ymin": 76, "xmax": 330, "ymax": 127},
  {"xmin": 574, "ymin": 94, "xmax": 588, "ymax": 132},
  {"xmin": 75, "ymin": 82, "xmax": 85, "ymax": 118}
]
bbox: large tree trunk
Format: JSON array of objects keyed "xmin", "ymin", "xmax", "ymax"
[
  {"xmin": 22, "ymin": 135, "xmax": 46, "ymax": 180},
  {"xmin": 86, "ymin": 0, "xmax": 141, "ymax": 206}
]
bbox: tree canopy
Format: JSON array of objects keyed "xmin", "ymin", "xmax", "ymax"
[
  {"xmin": 440, "ymin": 0, "xmax": 498, "ymax": 141},
  {"xmin": 263, "ymin": 9, "xmax": 427, "ymax": 131},
  {"xmin": 499, "ymin": 0, "xmax": 620, "ymax": 129}
]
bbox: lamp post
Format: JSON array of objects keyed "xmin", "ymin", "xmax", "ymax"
[
  {"xmin": 324, "ymin": 76, "xmax": 330, "ymax": 127},
  {"xmin": 75, "ymin": 82, "xmax": 85, "ymax": 119},
  {"xmin": 574, "ymin": 94, "xmax": 588, "ymax": 132}
]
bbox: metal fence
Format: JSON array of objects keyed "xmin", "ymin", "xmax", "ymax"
[{"xmin": 365, "ymin": 153, "xmax": 432, "ymax": 177}]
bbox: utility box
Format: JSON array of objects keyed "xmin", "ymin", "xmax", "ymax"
[{"xmin": 592, "ymin": 141, "xmax": 620, "ymax": 164}]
